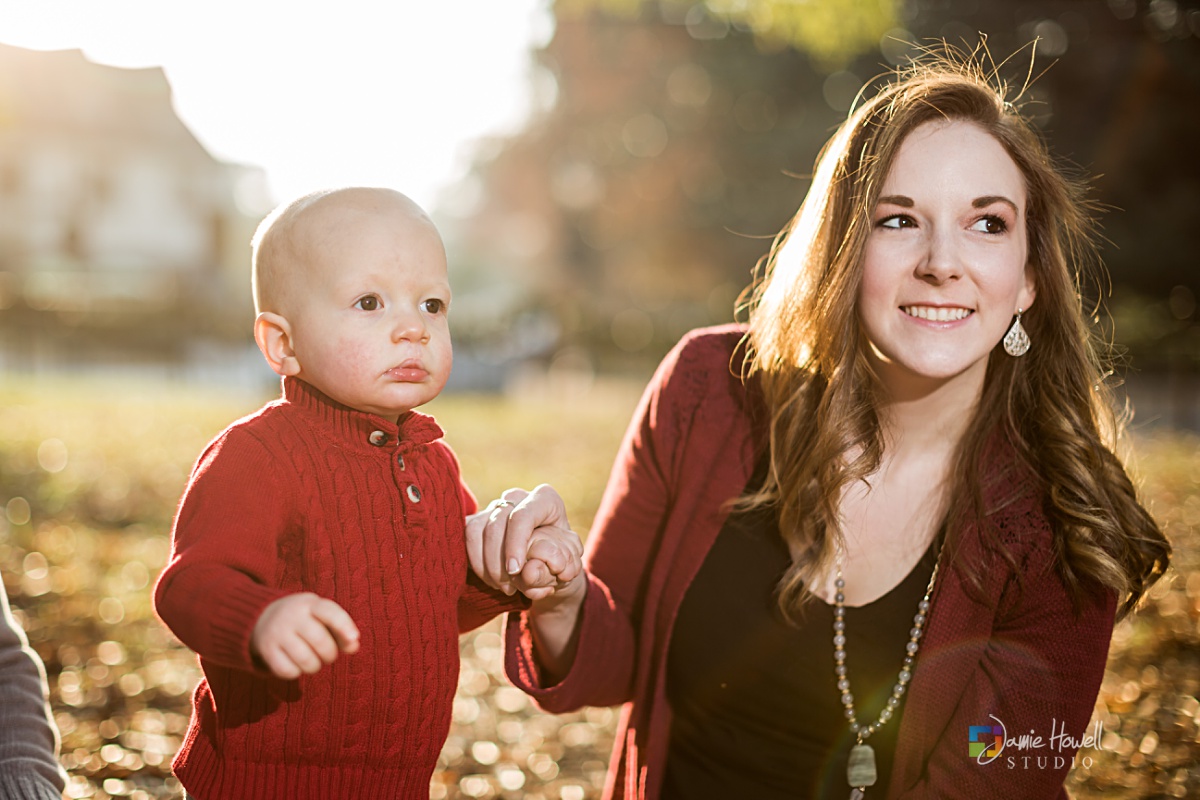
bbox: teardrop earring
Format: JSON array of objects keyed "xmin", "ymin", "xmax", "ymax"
[{"xmin": 1003, "ymin": 309, "xmax": 1031, "ymax": 357}]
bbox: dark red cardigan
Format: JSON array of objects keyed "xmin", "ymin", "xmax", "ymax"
[
  {"xmin": 506, "ymin": 324, "xmax": 1115, "ymax": 799},
  {"xmin": 156, "ymin": 377, "xmax": 521, "ymax": 800}
]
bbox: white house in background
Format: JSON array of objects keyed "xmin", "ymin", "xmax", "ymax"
[{"xmin": 0, "ymin": 43, "xmax": 264, "ymax": 321}]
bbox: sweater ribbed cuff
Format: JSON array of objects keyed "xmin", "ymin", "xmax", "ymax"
[
  {"xmin": 0, "ymin": 764, "xmax": 66, "ymax": 800},
  {"xmin": 209, "ymin": 581, "xmax": 290, "ymax": 671},
  {"xmin": 459, "ymin": 574, "xmax": 529, "ymax": 633}
]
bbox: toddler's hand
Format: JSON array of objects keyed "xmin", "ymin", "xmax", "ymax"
[
  {"xmin": 511, "ymin": 525, "xmax": 586, "ymax": 606},
  {"xmin": 251, "ymin": 593, "xmax": 360, "ymax": 679}
]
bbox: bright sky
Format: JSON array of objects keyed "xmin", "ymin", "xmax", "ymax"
[{"xmin": 0, "ymin": 0, "xmax": 551, "ymax": 214}]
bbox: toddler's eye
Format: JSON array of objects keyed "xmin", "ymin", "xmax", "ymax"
[
  {"xmin": 971, "ymin": 215, "xmax": 1008, "ymax": 234},
  {"xmin": 354, "ymin": 295, "xmax": 381, "ymax": 311},
  {"xmin": 421, "ymin": 299, "xmax": 446, "ymax": 315}
]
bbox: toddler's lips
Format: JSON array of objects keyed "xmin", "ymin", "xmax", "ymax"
[{"xmin": 386, "ymin": 363, "xmax": 429, "ymax": 382}]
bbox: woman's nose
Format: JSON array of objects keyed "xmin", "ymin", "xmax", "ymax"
[{"xmin": 917, "ymin": 227, "xmax": 962, "ymax": 283}]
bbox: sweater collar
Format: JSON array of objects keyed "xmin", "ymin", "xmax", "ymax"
[{"xmin": 280, "ymin": 376, "xmax": 444, "ymax": 452}]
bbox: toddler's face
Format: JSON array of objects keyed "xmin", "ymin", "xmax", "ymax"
[{"xmin": 284, "ymin": 198, "xmax": 452, "ymax": 419}]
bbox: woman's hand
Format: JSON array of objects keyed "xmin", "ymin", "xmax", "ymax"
[{"xmin": 466, "ymin": 484, "xmax": 572, "ymax": 595}]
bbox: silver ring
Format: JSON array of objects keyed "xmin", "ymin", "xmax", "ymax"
[{"xmin": 494, "ymin": 500, "xmax": 514, "ymax": 509}]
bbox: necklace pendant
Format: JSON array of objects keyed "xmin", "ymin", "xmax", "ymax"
[
  {"xmin": 849, "ymin": 789, "xmax": 866, "ymax": 800},
  {"xmin": 847, "ymin": 742, "xmax": 878, "ymax": 788}
]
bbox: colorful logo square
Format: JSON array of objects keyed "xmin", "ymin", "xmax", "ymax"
[{"xmin": 968, "ymin": 724, "xmax": 1003, "ymax": 758}]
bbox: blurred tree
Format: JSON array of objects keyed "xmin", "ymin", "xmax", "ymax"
[
  {"xmin": 557, "ymin": 0, "xmax": 899, "ymax": 69},
  {"xmin": 458, "ymin": 0, "xmax": 1200, "ymax": 375}
]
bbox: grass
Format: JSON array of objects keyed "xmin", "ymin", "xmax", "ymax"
[{"xmin": 0, "ymin": 374, "xmax": 1196, "ymax": 799}]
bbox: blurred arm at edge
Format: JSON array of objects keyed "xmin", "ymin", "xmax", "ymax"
[{"xmin": 0, "ymin": 577, "xmax": 67, "ymax": 800}]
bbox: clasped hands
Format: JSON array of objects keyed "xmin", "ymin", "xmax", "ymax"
[
  {"xmin": 250, "ymin": 484, "xmax": 584, "ymax": 680},
  {"xmin": 465, "ymin": 483, "xmax": 585, "ymax": 603}
]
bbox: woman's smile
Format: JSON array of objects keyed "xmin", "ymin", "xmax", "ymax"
[{"xmin": 900, "ymin": 305, "xmax": 974, "ymax": 323}]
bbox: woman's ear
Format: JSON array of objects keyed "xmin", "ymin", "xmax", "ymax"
[
  {"xmin": 1019, "ymin": 263, "xmax": 1037, "ymax": 312},
  {"xmin": 254, "ymin": 312, "xmax": 301, "ymax": 377}
]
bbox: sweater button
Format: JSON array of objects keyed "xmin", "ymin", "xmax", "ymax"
[
  {"xmin": 369, "ymin": 430, "xmax": 388, "ymax": 446},
  {"xmin": 406, "ymin": 485, "xmax": 421, "ymax": 503},
  {"xmin": 397, "ymin": 454, "xmax": 405, "ymax": 470}
]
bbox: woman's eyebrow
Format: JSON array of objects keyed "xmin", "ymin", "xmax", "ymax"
[
  {"xmin": 876, "ymin": 194, "xmax": 1019, "ymax": 212},
  {"xmin": 973, "ymin": 195, "xmax": 1019, "ymax": 213}
]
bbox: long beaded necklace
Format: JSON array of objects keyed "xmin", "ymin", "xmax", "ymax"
[{"xmin": 833, "ymin": 549, "xmax": 941, "ymax": 799}]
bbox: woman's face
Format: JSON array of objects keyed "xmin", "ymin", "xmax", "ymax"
[{"xmin": 857, "ymin": 119, "xmax": 1036, "ymax": 396}]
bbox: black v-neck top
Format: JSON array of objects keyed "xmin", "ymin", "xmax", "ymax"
[{"xmin": 662, "ymin": 463, "xmax": 937, "ymax": 799}]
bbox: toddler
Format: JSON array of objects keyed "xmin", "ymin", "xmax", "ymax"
[{"xmin": 154, "ymin": 187, "xmax": 582, "ymax": 799}]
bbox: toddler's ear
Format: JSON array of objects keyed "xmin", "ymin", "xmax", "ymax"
[{"xmin": 254, "ymin": 312, "xmax": 302, "ymax": 377}]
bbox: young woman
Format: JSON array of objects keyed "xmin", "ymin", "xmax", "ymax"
[{"xmin": 469, "ymin": 50, "xmax": 1170, "ymax": 799}]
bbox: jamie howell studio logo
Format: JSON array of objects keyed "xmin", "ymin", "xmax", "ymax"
[{"xmin": 969, "ymin": 715, "xmax": 1105, "ymax": 769}]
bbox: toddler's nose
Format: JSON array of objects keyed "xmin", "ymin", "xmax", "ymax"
[{"xmin": 391, "ymin": 308, "xmax": 429, "ymax": 343}]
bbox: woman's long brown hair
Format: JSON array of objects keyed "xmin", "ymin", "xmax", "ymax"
[{"xmin": 739, "ymin": 46, "xmax": 1169, "ymax": 622}]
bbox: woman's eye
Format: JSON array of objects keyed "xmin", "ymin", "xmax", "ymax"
[
  {"xmin": 422, "ymin": 299, "xmax": 446, "ymax": 315},
  {"xmin": 971, "ymin": 215, "xmax": 1008, "ymax": 234},
  {"xmin": 879, "ymin": 214, "xmax": 915, "ymax": 229},
  {"xmin": 354, "ymin": 295, "xmax": 380, "ymax": 311}
]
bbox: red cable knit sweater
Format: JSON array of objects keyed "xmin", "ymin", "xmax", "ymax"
[{"xmin": 155, "ymin": 377, "xmax": 520, "ymax": 800}]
